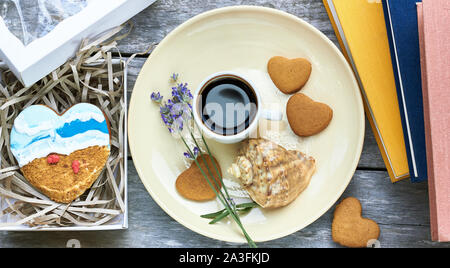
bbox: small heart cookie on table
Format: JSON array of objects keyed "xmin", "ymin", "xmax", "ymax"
[
  {"xmin": 267, "ymin": 56, "xmax": 312, "ymax": 94},
  {"xmin": 286, "ymin": 93, "xmax": 333, "ymax": 137},
  {"xmin": 332, "ymin": 197, "xmax": 380, "ymax": 248},
  {"xmin": 10, "ymin": 103, "xmax": 111, "ymax": 203}
]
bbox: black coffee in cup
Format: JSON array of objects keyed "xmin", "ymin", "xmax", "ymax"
[{"xmin": 198, "ymin": 75, "xmax": 258, "ymax": 136}]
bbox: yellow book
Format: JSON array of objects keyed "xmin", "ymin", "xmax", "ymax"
[{"xmin": 323, "ymin": 0, "xmax": 409, "ymax": 182}]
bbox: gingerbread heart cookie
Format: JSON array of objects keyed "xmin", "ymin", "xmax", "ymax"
[
  {"xmin": 332, "ymin": 197, "xmax": 380, "ymax": 248},
  {"xmin": 267, "ymin": 56, "xmax": 312, "ymax": 94},
  {"xmin": 286, "ymin": 93, "xmax": 333, "ymax": 137},
  {"xmin": 176, "ymin": 155, "xmax": 222, "ymax": 201},
  {"xmin": 10, "ymin": 103, "xmax": 110, "ymax": 203}
]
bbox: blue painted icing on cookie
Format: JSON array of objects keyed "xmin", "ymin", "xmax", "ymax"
[
  {"xmin": 10, "ymin": 103, "xmax": 110, "ymax": 167},
  {"xmin": 25, "ymin": 134, "xmax": 52, "ymax": 148},
  {"xmin": 56, "ymin": 119, "xmax": 109, "ymax": 138}
]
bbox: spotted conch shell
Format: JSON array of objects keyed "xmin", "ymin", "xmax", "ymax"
[{"xmin": 228, "ymin": 138, "xmax": 316, "ymax": 208}]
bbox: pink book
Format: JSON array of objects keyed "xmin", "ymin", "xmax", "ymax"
[{"xmin": 419, "ymin": 0, "xmax": 450, "ymax": 242}]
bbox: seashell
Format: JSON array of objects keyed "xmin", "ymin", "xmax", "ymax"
[{"xmin": 228, "ymin": 138, "xmax": 316, "ymax": 208}]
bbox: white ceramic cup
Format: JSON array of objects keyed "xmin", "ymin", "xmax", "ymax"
[{"xmin": 193, "ymin": 71, "xmax": 283, "ymax": 144}]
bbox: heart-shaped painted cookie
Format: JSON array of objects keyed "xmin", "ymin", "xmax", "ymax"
[
  {"xmin": 10, "ymin": 103, "xmax": 110, "ymax": 203},
  {"xmin": 332, "ymin": 197, "xmax": 380, "ymax": 248},
  {"xmin": 176, "ymin": 155, "xmax": 222, "ymax": 201},
  {"xmin": 268, "ymin": 56, "xmax": 312, "ymax": 94},
  {"xmin": 286, "ymin": 93, "xmax": 333, "ymax": 137}
]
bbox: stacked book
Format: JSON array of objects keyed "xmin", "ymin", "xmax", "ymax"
[{"xmin": 323, "ymin": 0, "xmax": 449, "ymax": 242}]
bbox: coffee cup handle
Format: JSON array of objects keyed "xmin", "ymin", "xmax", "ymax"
[{"xmin": 260, "ymin": 109, "xmax": 283, "ymax": 121}]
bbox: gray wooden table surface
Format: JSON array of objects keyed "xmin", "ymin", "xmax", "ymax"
[{"xmin": 1, "ymin": 0, "xmax": 449, "ymax": 248}]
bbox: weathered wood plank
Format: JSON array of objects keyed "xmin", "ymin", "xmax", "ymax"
[
  {"xmin": 117, "ymin": 0, "xmax": 339, "ymax": 55},
  {"xmin": 0, "ymin": 160, "xmax": 445, "ymax": 248},
  {"xmin": 359, "ymin": 119, "xmax": 386, "ymax": 170}
]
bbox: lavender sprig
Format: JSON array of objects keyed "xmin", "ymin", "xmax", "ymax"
[
  {"xmin": 170, "ymin": 73, "xmax": 179, "ymax": 83},
  {"xmin": 151, "ymin": 92, "xmax": 163, "ymax": 104},
  {"xmin": 172, "ymin": 83, "xmax": 193, "ymax": 107},
  {"xmin": 151, "ymin": 74, "xmax": 258, "ymax": 248},
  {"xmin": 153, "ymin": 89, "xmax": 191, "ymax": 134},
  {"xmin": 184, "ymin": 147, "xmax": 200, "ymax": 160}
]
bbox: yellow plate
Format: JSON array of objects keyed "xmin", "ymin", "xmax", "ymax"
[{"xmin": 128, "ymin": 6, "xmax": 364, "ymax": 243}]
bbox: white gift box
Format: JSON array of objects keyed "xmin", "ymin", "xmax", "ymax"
[
  {"xmin": 0, "ymin": 59, "xmax": 129, "ymax": 231},
  {"xmin": 0, "ymin": 0, "xmax": 156, "ymax": 87}
]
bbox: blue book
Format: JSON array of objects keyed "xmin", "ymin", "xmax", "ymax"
[{"xmin": 382, "ymin": 0, "xmax": 427, "ymax": 182}]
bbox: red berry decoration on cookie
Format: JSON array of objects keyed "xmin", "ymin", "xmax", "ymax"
[
  {"xmin": 72, "ymin": 160, "xmax": 80, "ymax": 174},
  {"xmin": 47, "ymin": 154, "xmax": 60, "ymax": 165}
]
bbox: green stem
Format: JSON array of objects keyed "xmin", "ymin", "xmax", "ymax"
[
  {"xmin": 201, "ymin": 202, "xmax": 258, "ymax": 224},
  {"xmin": 199, "ymin": 134, "xmax": 234, "ymax": 208},
  {"xmin": 200, "ymin": 209, "xmax": 227, "ymax": 219},
  {"xmin": 187, "ymin": 133, "xmax": 255, "ymax": 246},
  {"xmin": 181, "ymin": 137, "xmax": 226, "ymax": 206},
  {"xmin": 188, "ymin": 112, "xmax": 234, "ymax": 210},
  {"xmin": 201, "ymin": 202, "xmax": 258, "ymax": 219},
  {"xmin": 181, "ymin": 136, "xmax": 257, "ymax": 248},
  {"xmin": 188, "ymin": 132, "xmax": 236, "ymax": 213},
  {"xmin": 208, "ymin": 210, "xmax": 229, "ymax": 224},
  {"xmin": 191, "ymin": 137, "xmax": 257, "ymax": 247}
]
